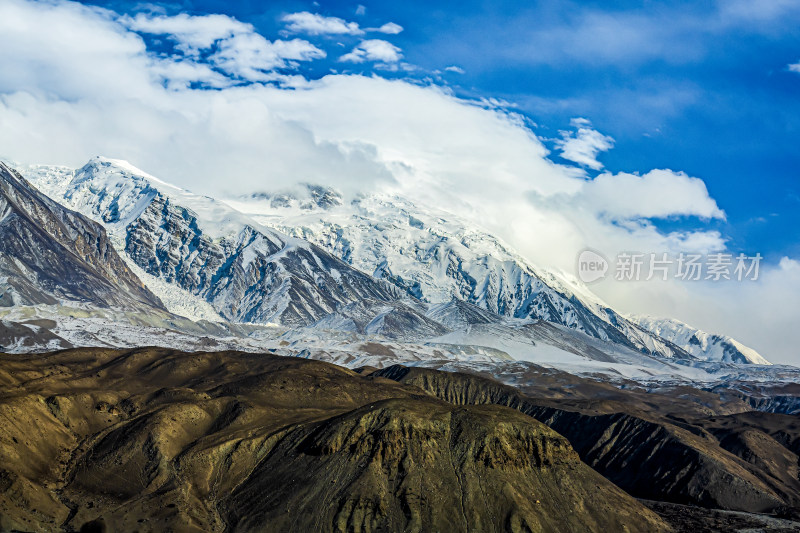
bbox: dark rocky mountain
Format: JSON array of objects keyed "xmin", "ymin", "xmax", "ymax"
[
  {"xmin": 375, "ymin": 365, "xmax": 800, "ymax": 516},
  {"xmin": 0, "ymin": 162, "xmax": 163, "ymax": 312},
  {"xmin": 0, "ymin": 318, "xmax": 72, "ymax": 352},
  {"xmin": 713, "ymin": 382, "xmax": 800, "ymax": 415},
  {"xmin": 0, "ymin": 348, "xmax": 670, "ymax": 533}
]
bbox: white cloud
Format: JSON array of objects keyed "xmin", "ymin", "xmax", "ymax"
[
  {"xmin": 211, "ymin": 35, "xmax": 325, "ymax": 81},
  {"xmin": 282, "ymin": 11, "xmax": 363, "ymax": 36},
  {"xmin": 0, "ymin": 0, "xmax": 798, "ymax": 363},
  {"xmin": 577, "ymin": 169, "xmax": 725, "ymax": 220},
  {"xmin": 355, "ymin": 5, "xmax": 366, "ymax": 16},
  {"xmin": 789, "ymin": 61, "xmax": 800, "ymax": 73},
  {"xmin": 340, "ymin": 39, "xmax": 402, "ymax": 63},
  {"xmin": 556, "ymin": 119, "xmax": 614, "ymax": 170},
  {"xmin": 370, "ymin": 22, "xmax": 403, "ymax": 34},
  {"xmin": 445, "ymin": 65, "xmax": 465, "ymax": 74},
  {"xmin": 0, "ymin": 0, "xmax": 153, "ymax": 100},
  {"xmin": 149, "ymin": 58, "xmax": 231, "ymax": 89},
  {"xmin": 123, "ymin": 12, "xmax": 325, "ymax": 83},
  {"xmin": 123, "ymin": 13, "xmax": 251, "ymax": 54}
]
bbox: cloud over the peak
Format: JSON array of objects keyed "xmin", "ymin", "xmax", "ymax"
[{"xmin": 0, "ymin": 0, "xmax": 731, "ymax": 263}]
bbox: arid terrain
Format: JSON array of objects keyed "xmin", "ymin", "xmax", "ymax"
[{"xmin": 0, "ymin": 348, "xmax": 798, "ymax": 532}]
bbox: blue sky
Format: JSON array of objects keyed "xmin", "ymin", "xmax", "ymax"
[
  {"xmin": 2, "ymin": 0, "xmax": 800, "ymax": 361},
  {"xmin": 80, "ymin": 0, "xmax": 800, "ymax": 261}
]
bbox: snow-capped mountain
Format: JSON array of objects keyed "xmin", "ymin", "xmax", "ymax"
[
  {"xmin": 18, "ymin": 157, "xmax": 770, "ymax": 367},
  {"xmin": 0, "ymin": 161, "xmax": 163, "ymax": 312},
  {"xmin": 24, "ymin": 158, "xmax": 402, "ymax": 326},
  {"xmin": 631, "ymin": 315, "xmax": 771, "ymax": 365},
  {"xmin": 227, "ymin": 189, "xmax": 697, "ymax": 361}
]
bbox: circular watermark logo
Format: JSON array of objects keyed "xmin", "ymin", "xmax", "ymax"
[{"xmin": 576, "ymin": 249, "xmax": 609, "ymax": 283}]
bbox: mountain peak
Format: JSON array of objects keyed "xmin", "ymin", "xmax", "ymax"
[
  {"xmin": 630, "ymin": 314, "xmax": 771, "ymax": 365},
  {"xmin": 0, "ymin": 162, "xmax": 164, "ymax": 311},
  {"xmin": 19, "ymin": 158, "xmax": 769, "ymax": 367},
  {"xmin": 79, "ymin": 156, "xmax": 185, "ymax": 192}
]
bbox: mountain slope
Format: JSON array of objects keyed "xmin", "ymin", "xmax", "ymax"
[
  {"xmin": 229, "ymin": 190, "xmax": 700, "ymax": 361},
  {"xmin": 24, "ymin": 158, "xmax": 403, "ymax": 326},
  {"xmin": 0, "ymin": 162, "xmax": 163, "ymax": 311},
  {"xmin": 632, "ymin": 315, "xmax": 771, "ymax": 365},
  {"xmin": 376, "ymin": 365, "xmax": 799, "ymax": 514},
  {"xmin": 0, "ymin": 348, "xmax": 670, "ymax": 533},
  {"xmin": 20, "ymin": 158, "xmax": 767, "ymax": 366}
]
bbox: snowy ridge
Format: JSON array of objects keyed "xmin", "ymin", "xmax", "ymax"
[
  {"xmin": 229, "ymin": 190, "xmax": 697, "ymax": 361},
  {"xmin": 24, "ymin": 158, "xmax": 403, "ymax": 327},
  {"xmin": 630, "ymin": 315, "xmax": 771, "ymax": 365},
  {"xmin": 120, "ymin": 253, "xmax": 224, "ymax": 322},
  {"xmin": 20, "ymin": 158, "xmax": 771, "ymax": 366},
  {"xmin": 27, "ymin": 158, "xmax": 267, "ymax": 241},
  {"xmin": 0, "ymin": 161, "xmax": 165, "ymax": 312}
]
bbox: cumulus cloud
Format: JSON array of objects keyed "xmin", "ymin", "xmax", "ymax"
[
  {"xmin": 210, "ymin": 35, "xmax": 325, "ymax": 81},
  {"xmin": 340, "ymin": 39, "xmax": 402, "ymax": 63},
  {"xmin": 282, "ymin": 11, "xmax": 363, "ymax": 35},
  {"xmin": 0, "ymin": 0, "xmax": 153, "ymax": 100},
  {"xmin": 445, "ymin": 65, "xmax": 465, "ymax": 74},
  {"xmin": 789, "ymin": 61, "xmax": 800, "ymax": 73},
  {"xmin": 556, "ymin": 118, "xmax": 614, "ymax": 170},
  {"xmin": 578, "ymin": 169, "xmax": 725, "ymax": 220},
  {"xmin": 0, "ymin": 0, "xmax": 798, "ymax": 362},
  {"xmin": 123, "ymin": 12, "xmax": 325, "ymax": 83},
  {"xmin": 149, "ymin": 58, "xmax": 231, "ymax": 90},
  {"xmin": 370, "ymin": 22, "xmax": 403, "ymax": 34},
  {"xmin": 123, "ymin": 13, "xmax": 251, "ymax": 53},
  {"xmin": 280, "ymin": 11, "xmax": 401, "ymax": 37}
]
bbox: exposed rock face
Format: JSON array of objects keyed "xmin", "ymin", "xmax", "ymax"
[
  {"xmin": 0, "ymin": 348, "xmax": 669, "ymax": 533},
  {"xmin": 527, "ymin": 408, "xmax": 784, "ymax": 512},
  {"xmin": 376, "ymin": 365, "xmax": 800, "ymax": 514},
  {"xmin": 125, "ymin": 193, "xmax": 403, "ymax": 325},
  {"xmin": 711, "ymin": 382, "xmax": 800, "ymax": 415},
  {"xmin": 0, "ymin": 162, "xmax": 164, "ymax": 311},
  {"xmin": 250, "ymin": 191, "xmax": 697, "ymax": 360},
  {"xmin": 225, "ymin": 400, "xmax": 659, "ymax": 533},
  {"xmin": 25, "ymin": 157, "xmax": 404, "ymax": 326},
  {"xmin": 0, "ymin": 319, "xmax": 72, "ymax": 352}
]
